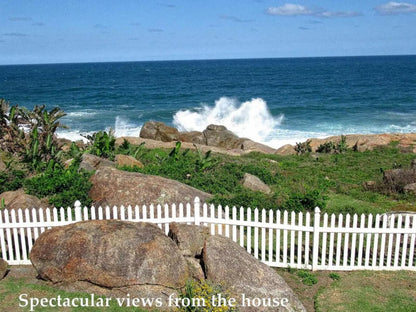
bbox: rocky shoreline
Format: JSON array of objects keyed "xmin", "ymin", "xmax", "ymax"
[{"xmin": 112, "ymin": 121, "xmax": 416, "ymax": 156}]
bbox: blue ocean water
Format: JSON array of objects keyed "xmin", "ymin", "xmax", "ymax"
[{"xmin": 1, "ymin": 55, "xmax": 415, "ymax": 148}]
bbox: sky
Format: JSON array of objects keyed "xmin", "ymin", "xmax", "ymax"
[{"xmin": 1, "ymin": 0, "xmax": 416, "ymax": 64}]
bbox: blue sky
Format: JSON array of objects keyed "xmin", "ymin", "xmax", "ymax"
[{"xmin": 1, "ymin": 0, "xmax": 416, "ymax": 64}]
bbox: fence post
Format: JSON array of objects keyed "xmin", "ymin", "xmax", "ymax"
[
  {"xmin": 194, "ymin": 197, "xmax": 200, "ymax": 226},
  {"xmin": 312, "ymin": 207, "xmax": 321, "ymax": 271},
  {"xmin": 74, "ymin": 200, "xmax": 82, "ymax": 222}
]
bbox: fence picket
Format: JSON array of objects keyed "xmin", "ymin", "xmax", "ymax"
[{"xmin": 254, "ymin": 208, "xmax": 259, "ymax": 259}]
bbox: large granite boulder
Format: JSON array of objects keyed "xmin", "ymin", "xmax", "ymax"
[
  {"xmin": 89, "ymin": 167, "xmax": 211, "ymax": 206},
  {"xmin": 79, "ymin": 153, "xmax": 115, "ymax": 172},
  {"xmin": 140, "ymin": 121, "xmax": 180, "ymax": 142},
  {"xmin": 0, "ymin": 189, "xmax": 43, "ymax": 210},
  {"xmin": 203, "ymin": 235, "xmax": 306, "ymax": 312},
  {"xmin": 30, "ymin": 220, "xmax": 189, "ymax": 300},
  {"xmin": 0, "ymin": 258, "xmax": 8, "ymax": 280},
  {"xmin": 242, "ymin": 173, "xmax": 271, "ymax": 194}
]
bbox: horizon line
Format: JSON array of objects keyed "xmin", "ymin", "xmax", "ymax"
[{"xmin": 1, "ymin": 53, "xmax": 415, "ymax": 67}]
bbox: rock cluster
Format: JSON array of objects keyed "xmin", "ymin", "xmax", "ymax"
[
  {"xmin": 139, "ymin": 122, "xmax": 276, "ymax": 154},
  {"xmin": 30, "ymin": 220, "xmax": 306, "ymax": 311}
]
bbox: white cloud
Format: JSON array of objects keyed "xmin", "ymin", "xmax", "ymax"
[
  {"xmin": 267, "ymin": 3, "xmax": 361, "ymax": 18},
  {"xmin": 267, "ymin": 4, "xmax": 312, "ymax": 16},
  {"xmin": 376, "ymin": 2, "xmax": 416, "ymax": 14}
]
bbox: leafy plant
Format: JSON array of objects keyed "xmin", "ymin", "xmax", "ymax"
[
  {"xmin": 84, "ymin": 130, "xmax": 116, "ymax": 160},
  {"xmin": 295, "ymin": 140, "xmax": 312, "ymax": 155},
  {"xmin": 329, "ymin": 273, "xmax": 341, "ymax": 281},
  {"xmin": 23, "ymin": 163, "xmax": 93, "ymax": 208},
  {"xmin": 317, "ymin": 135, "xmax": 349, "ymax": 154},
  {"xmin": 0, "ymin": 170, "xmax": 26, "ymax": 193},
  {"xmin": 297, "ymin": 270, "xmax": 318, "ymax": 286},
  {"xmin": 282, "ymin": 189, "xmax": 327, "ymax": 212},
  {"xmin": 194, "ymin": 144, "xmax": 215, "ymax": 172}
]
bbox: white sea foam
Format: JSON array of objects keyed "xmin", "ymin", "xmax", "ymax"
[
  {"xmin": 113, "ymin": 116, "xmax": 142, "ymax": 137},
  {"xmin": 173, "ymin": 97, "xmax": 286, "ymax": 147},
  {"xmin": 66, "ymin": 111, "xmax": 97, "ymax": 118}
]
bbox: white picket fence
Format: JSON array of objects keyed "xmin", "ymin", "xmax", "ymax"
[{"xmin": 1, "ymin": 197, "xmax": 415, "ymax": 271}]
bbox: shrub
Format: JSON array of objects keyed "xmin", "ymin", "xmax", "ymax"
[
  {"xmin": 282, "ymin": 190, "xmax": 327, "ymax": 212},
  {"xmin": 329, "ymin": 273, "xmax": 341, "ymax": 281},
  {"xmin": 178, "ymin": 279, "xmax": 238, "ymax": 312},
  {"xmin": 297, "ymin": 270, "xmax": 318, "ymax": 286},
  {"xmin": 84, "ymin": 130, "xmax": 116, "ymax": 160},
  {"xmin": 316, "ymin": 135, "xmax": 349, "ymax": 154},
  {"xmin": 23, "ymin": 164, "xmax": 93, "ymax": 207},
  {"xmin": 295, "ymin": 141, "xmax": 312, "ymax": 155},
  {"xmin": 210, "ymin": 191, "xmax": 278, "ymax": 211},
  {"xmin": 0, "ymin": 170, "xmax": 26, "ymax": 193}
]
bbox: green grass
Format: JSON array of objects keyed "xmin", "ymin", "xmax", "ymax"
[
  {"xmin": 315, "ymin": 271, "xmax": 416, "ymax": 312},
  {"xmin": 117, "ymin": 144, "xmax": 416, "ymax": 214}
]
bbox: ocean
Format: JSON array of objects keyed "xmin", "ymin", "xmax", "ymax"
[{"xmin": 1, "ymin": 55, "xmax": 415, "ymax": 148}]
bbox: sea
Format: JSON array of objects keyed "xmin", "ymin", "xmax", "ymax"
[{"xmin": 1, "ymin": 55, "xmax": 415, "ymax": 148}]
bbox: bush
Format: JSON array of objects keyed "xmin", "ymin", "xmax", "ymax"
[
  {"xmin": 178, "ymin": 279, "xmax": 238, "ymax": 312},
  {"xmin": 23, "ymin": 164, "xmax": 93, "ymax": 208},
  {"xmin": 329, "ymin": 273, "xmax": 341, "ymax": 281},
  {"xmin": 297, "ymin": 270, "xmax": 318, "ymax": 286},
  {"xmin": 295, "ymin": 141, "xmax": 312, "ymax": 155},
  {"xmin": 282, "ymin": 190, "xmax": 327, "ymax": 212},
  {"xmin": 84, "ymin": 130, "xmax": 116, "ymax": 160},
  {"xmin": 0, "ymin": 170, "xmax": 26, "ymax": 193},
  {"xmin": 316, "ymin": 135, "xmax": 349, "ymax": 154}
]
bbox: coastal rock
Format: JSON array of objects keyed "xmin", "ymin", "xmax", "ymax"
[
  {"xmin": 79, "ymin": 153, "xmax": 115, "ymax": 172},
  {"xmin": 275, "ymin": 144, "xmax": 297, "ymax": 156},
  {"xmin": 115, "ymin": 154, "xmax": 143, "ymax": 168},
  {"xmin": 140, "ymin": 121, "xmax": 180, "ymax": 142},
  {"xmin": 0, "ymin": 189, "xmax": 43, "ymax": 210},
  {"xmin": 89, "ymin": 167, "xmax": 211, "ymax": 207},
  {"xmin": 0, "ymin": 258, "xmax": 8, "ymax": 280},
  {"xmin": 202, "ymin": 124, "xmax": 244, "ymax": 149},
  {"xmin": 242, "ymin": 173, "xmax": 271, "ymax": 194},
  {"xmin": 179, "ymin": 131, "xmax": 206, "ymax": 145},
  {"xmin": 30, "ymin": 220, "xmax": 189, "ymax": 304},
  {"xmin": 203, "ymin": 235, "xmax": 306, "ymax": 312},
  {"xmin": 239, "ymin": 139, "xmax": 276, "ymax": 154}
]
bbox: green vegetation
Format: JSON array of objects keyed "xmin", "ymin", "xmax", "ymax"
[
  {"xmin": 297, "ymin": 270, "xmax": 318, "ymax": 286},
  {"xmin": 316, "ymin": 135, "xmax": 348, "ymax": 154},
  {"xmin": 24, "ymin": 163, "xmax": 93, "ymax": 208},
  {"xmin": 329, "ymin": 273, "xmax": 341, "ymax": 281},
  {"xmin": 178, "ymin": 279, "xmax": 238, "ymax": 312},
  {"xmin": 83, "ymin": 130, "xmax": 116, "ymax": 160},
  {"xmin": 315, "ymin": 271, "xmax": 416, "ymax": 312}
]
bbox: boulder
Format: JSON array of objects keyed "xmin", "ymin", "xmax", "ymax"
[
  {"xmin": 30, "ymin": 220, "xmax": 189, "ymax": 292},
  {"xmin": 0, "ymin": 189, "xmax": 43, "ymax": 210},
  {"xmin": 275, "ymin": 144, "xmax": 297, "ymax": 156},
  {"xmin": 115, "ymin": 154, "xmax": 144, "ymax": 168},
  {"xmin": 168, "ymin": 222, "xmax": 210, "ymax": 257},
  {"xmin": 239, "ymin": 139, "xmax": 276, "ymax": 154},
  {"xmin": 242, "ymin": 173, "xmax": 271, "ymax": 194},
  {"xmin": 203, "ymin": 235, "xmax": 306, "ymax": 312},
  {"xmin": 382, "ymin": 168, "xmax": 416, "ymax": 193},
  {"xmin": 79, "ymin": 153, "xmax": 115, "ymax": 172},
  {"xmin": 89, "ymin": 167, "xmax": 211, "ymax": 207},
  {"xmin": 202, "ymin": 124, "xmax": 244, "ymax": 149},
  {"xmin": 140, "ymin": 121, "xmax": 180, "ymax": 142},
  {"xmin": 179, "ymin": 131, "xmax": 206, "ymax": 145},
  {"xmin": 404, "ymin": 183, "xmax": 416, "ymax": 195},
  {"xmin": 0, "ymin": 258, "xmax": 8, "ymax": 280}
]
